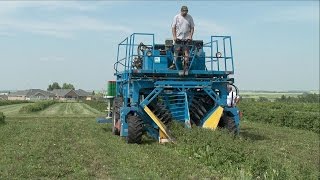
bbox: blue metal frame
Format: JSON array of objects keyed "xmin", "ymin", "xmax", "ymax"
[
  {"xmin": 113, "ymin": 33, "xmax": 240, "ymax": 141},
  {"xmin": 114, "ymin": 33, "xmax": 235, "ymax": 76}
]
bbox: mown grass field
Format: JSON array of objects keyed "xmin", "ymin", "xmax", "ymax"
[{"xmin": 0, "ymin": 102, "xmax": 319, "ymax": 179}]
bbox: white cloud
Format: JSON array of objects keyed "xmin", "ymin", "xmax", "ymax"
[
  {"xmin": 0, "ymin": 18, "xmax": 69, "ymax": 38},
  {"xmin": 0, "ymin": 1, "xmax": 131, "ymax": 38},
  {"xmin": 0, "ymin": 2, "xmax": 22, "ymax": 14},
  {"xmin": 39, "ymin": 57, "xmax": 66, "ymax": 62},
  {"xmin": 0, "ymin": 1, "xmax": 99, "ymax": 13},
  {"xmin": 0, "ymin": 1, "xmax": 128, "ymax": 15},
  {"xmin": 0, "ymin": 31, "xmax": 15, "ymax": 37},
  {"xmin": 0, "ymin": 15, "xmax": 131, "ymax": 38},
  {"xmin": 195, "ymin": 19, "xmax": 228, "ymax": 37},
  {"xmin": 65, "ymin": 16, "xmax": 131, "ymax": 33},
  {"xmin": 263, "ymin": 5, "xmax": 319, "ymax": 23}
]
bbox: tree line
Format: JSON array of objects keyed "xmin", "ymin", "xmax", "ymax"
[
  {"xmin": 275, "ymin": 93, "xmax": 319, "ymax": 103},
  {"xmin": 242, "ymin": 93, "xmax": 319, "ymax": 103},
  {"xmin": 47, "ymin": 82, "xmax": 75, "ymax": 91}
]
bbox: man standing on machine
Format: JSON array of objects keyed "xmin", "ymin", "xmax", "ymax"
[{"xmin": 169, "ymin": 6, "xmax": 195, "ymax": 70}]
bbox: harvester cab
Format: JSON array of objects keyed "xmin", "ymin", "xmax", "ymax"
[{"xmin": 112, "ymin": 33, "xmax": 240, "ymax": 143}]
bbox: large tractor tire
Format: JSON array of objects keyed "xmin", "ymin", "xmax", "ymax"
[
  {"xmin": 219, "ymin": 113, "xmax": 238, "ymax": 135},
  {"xmin": 112, "ymin": 97, "xmax": 122, "ymax": 136},
  {"xmin": 126, "ymin": 115, "xmax": 144, "ymax": 144}
]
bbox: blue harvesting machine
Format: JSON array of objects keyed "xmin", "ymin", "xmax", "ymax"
[{"xmin": 112, "ymin": 33, "xmax": 240, "ymax": 143}]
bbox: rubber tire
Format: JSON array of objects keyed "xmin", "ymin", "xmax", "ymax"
[
  {"xmin": 126, "ymin": 115, "xmax": 143, "ymax": 144},
  {"xmin": 220, "ymin": 114, "xmax": 238, "ymax": 135},
  {"xmin": 112, "ymin": 97, "xmax": 122, "ymax": 136}
]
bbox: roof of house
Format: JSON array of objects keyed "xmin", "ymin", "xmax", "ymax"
[
  {"xmin": 8, "ymin": 89, "xmax": 55, "ymax": 97},
  {"xmin": 0, "ymin": 94, "xmax": 8, "ymax": 99},
  {"xmin": 50, "ymin": 89, "xmax": 74, "ymax": 97},
  {"xmin": 8, "ymin": 90, "xmax": 30, "ymax": 96},
  {"xmin": 75, "ymin": 89, "xmax": 92, "ymax": 97},
  {"xmin": 29, "ymin": 89, "xmax": 55, "ymax": 97},
  {"xmin": 0, "ymin": 91, "xmax": 10, "ymax": 94},
  {"xmin": 8, "ymin": 89, "xmax": 92, "ymax": 98}
]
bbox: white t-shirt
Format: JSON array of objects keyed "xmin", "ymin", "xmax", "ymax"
[
  {"xmin": 227, "ymin": 91, "xmax": 240, "ymax": 107},
  {"xmin": 172, "ymin": 14, "xmax": 195, "ymax": 40}
]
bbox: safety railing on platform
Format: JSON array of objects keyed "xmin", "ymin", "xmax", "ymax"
[
  {"xmin": 114, "ymin": 33, "xmax": 234, "ymax": 76},
  {"xmin": 203, "ymin": 36, "xmax": 234, "ymax": 73},
  {"xmin": 114, "ymin": 33, "xmax": 154, "ymax": 76}
]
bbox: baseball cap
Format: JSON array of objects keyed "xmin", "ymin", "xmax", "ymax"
[{"xmin": 181, "ymin": 6, "xmax": 188, "ymax": 11}]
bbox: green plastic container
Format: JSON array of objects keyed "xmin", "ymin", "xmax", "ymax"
[{"xmin": 107, "ymin": 81, "xmax": 116, "ymax": 97}]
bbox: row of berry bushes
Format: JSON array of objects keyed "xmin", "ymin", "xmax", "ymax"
[
  {"xmin": 238, "ymin": 102, "xmax": 319, "ymax": 133},
  {"xmin": 83, "ymin": 100, "xmax": 107, "ymax": 112},
  {"xmin": 19, "ymin": 101, "xmax": 56, "ymax": 113},
  {"xmin": 0, "ymin": 100, "xmax": 30, "ymax": 106}
]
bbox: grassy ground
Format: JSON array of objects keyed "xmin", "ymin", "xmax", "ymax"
[
  {"xmin": 0, "ymin": 103, "xmax": 31, "ymax": 116},
  {"xmin": 0, "ymin": 103, "xmax": 319, "ymax": 179}
]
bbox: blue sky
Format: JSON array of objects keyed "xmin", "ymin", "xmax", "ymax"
[{"xmin": 0, "ymin": 1, "xmax": 319, "ymax": 91}]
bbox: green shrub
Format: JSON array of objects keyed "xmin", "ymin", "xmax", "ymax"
[
  {"xmin": 19, "ymin": 101, "xmax": 56, "ymax": 113},
  {"xmin": 0, "ymin": 100, "xmax": 30, "ymax": 106},
  {"xmin": 168, "ymin": 123, "xmax": 292, "ymax": 179},
  {"xmin": 83, "ymin": 100, "xmax": 106, "ymax": 112},
  {"xmin": 238, "ymin": 102, "xmax": 319, "ymax": 133},
  {"xmin": 0, "ymin": 112, "xmax": 5, "ymax": 124},
  {"xmin": 275, "ymin": 93, "xmax": 320, "ymax": 103}
]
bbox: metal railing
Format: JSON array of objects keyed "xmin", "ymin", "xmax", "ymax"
[{"xmin": 114, "ymin": 33, "xmax": 234, "ymax": 75}]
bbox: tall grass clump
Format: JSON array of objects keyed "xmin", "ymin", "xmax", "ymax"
[
  {"xmin": 0, "ymin": 112, "xmax": 5, "ymax": 124},
  {"xmin": 83, "ymin": 100, "xmax": 106, "ymax": 112},
  {"xmin": 0, "ymin": 100, "xmax": 30, "ymax": 106},
  {"xmin": 19, "ymin": 101, "xmax": 56, "ymax": 113},
  {"xmin": 238, "ymin": 102, "xmax": 320, "ymax": 133},
  {"xmin": 166, "ymin": 122, "xmax": 314, "ymax": 179}
]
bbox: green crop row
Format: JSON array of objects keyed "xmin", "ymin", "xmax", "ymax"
[
  {"xmin": 238, "ymin": 102, "xmax": 319, "ymax": 133},
  {"xmin": 168, "ymin": 123, "xmax": 317, "ymax": 179},
  {"xmin": 0, "ymin": 112, "xmax": 5, "ymax": 124},
  {"xmin": 0, "ymin": 100, "xmax": 30, "ymax": 106},
  {"xmin": 83, "ymin": 100, "xmax": 107, "ymax": 112},
  {"xmin": 19, "ymin": 101, "xmax": 56, "ymax": 113}
]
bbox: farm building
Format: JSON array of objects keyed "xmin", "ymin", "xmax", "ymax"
[
  {"xmin": 75, "ymin": 89, "xmax": 92, "ymax": 101},
  {"xmin": 0, "ymin": 94, "xmax": 8, "ymax": 100},
  {"xmin": 8, "ymin": 89, "xmax": 55, "ymax": 101},
  {"xmin": 51, "ymin": 89, "xmax": 78, "ymax": 101},
  {"xmin": 50, "ymin": 89, "xmax": 92, "ymax": 101},
  {"xmin": 8, "ymin": 90, "xmax": 29, "ymax": 100}
]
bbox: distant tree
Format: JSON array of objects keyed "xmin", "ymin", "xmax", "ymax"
[
  {"xmin": 62, "ymin": 83, "xmax": 75, "ymax": 90},
  {"xmin": 275, "ymin": 95, "xmax": 287, "ymax": 102},
  {"xmin": 298, "ymin": 93, "xmax": 320, "ymax": 103},
  {"xmin": 47, "ymin": 82, "xmax": 61, "ymax": 91},
  {"xmin": 93, "ymin": 91, "xmax": 104, "ymax": 101},
  {"xmin": 92, "ymin": 91, "xmax": 95, "ymax": 96},
  {"xmin": 258, "ymin": 96, "xmax": 269, "ymax": 102},
  {"xmin": 275, "ymin": 93, "xmax": 319, "ymax": 103},
  {"xmin": 240, "ymin": 98, "xmax": 256, "ymax": 103}
]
